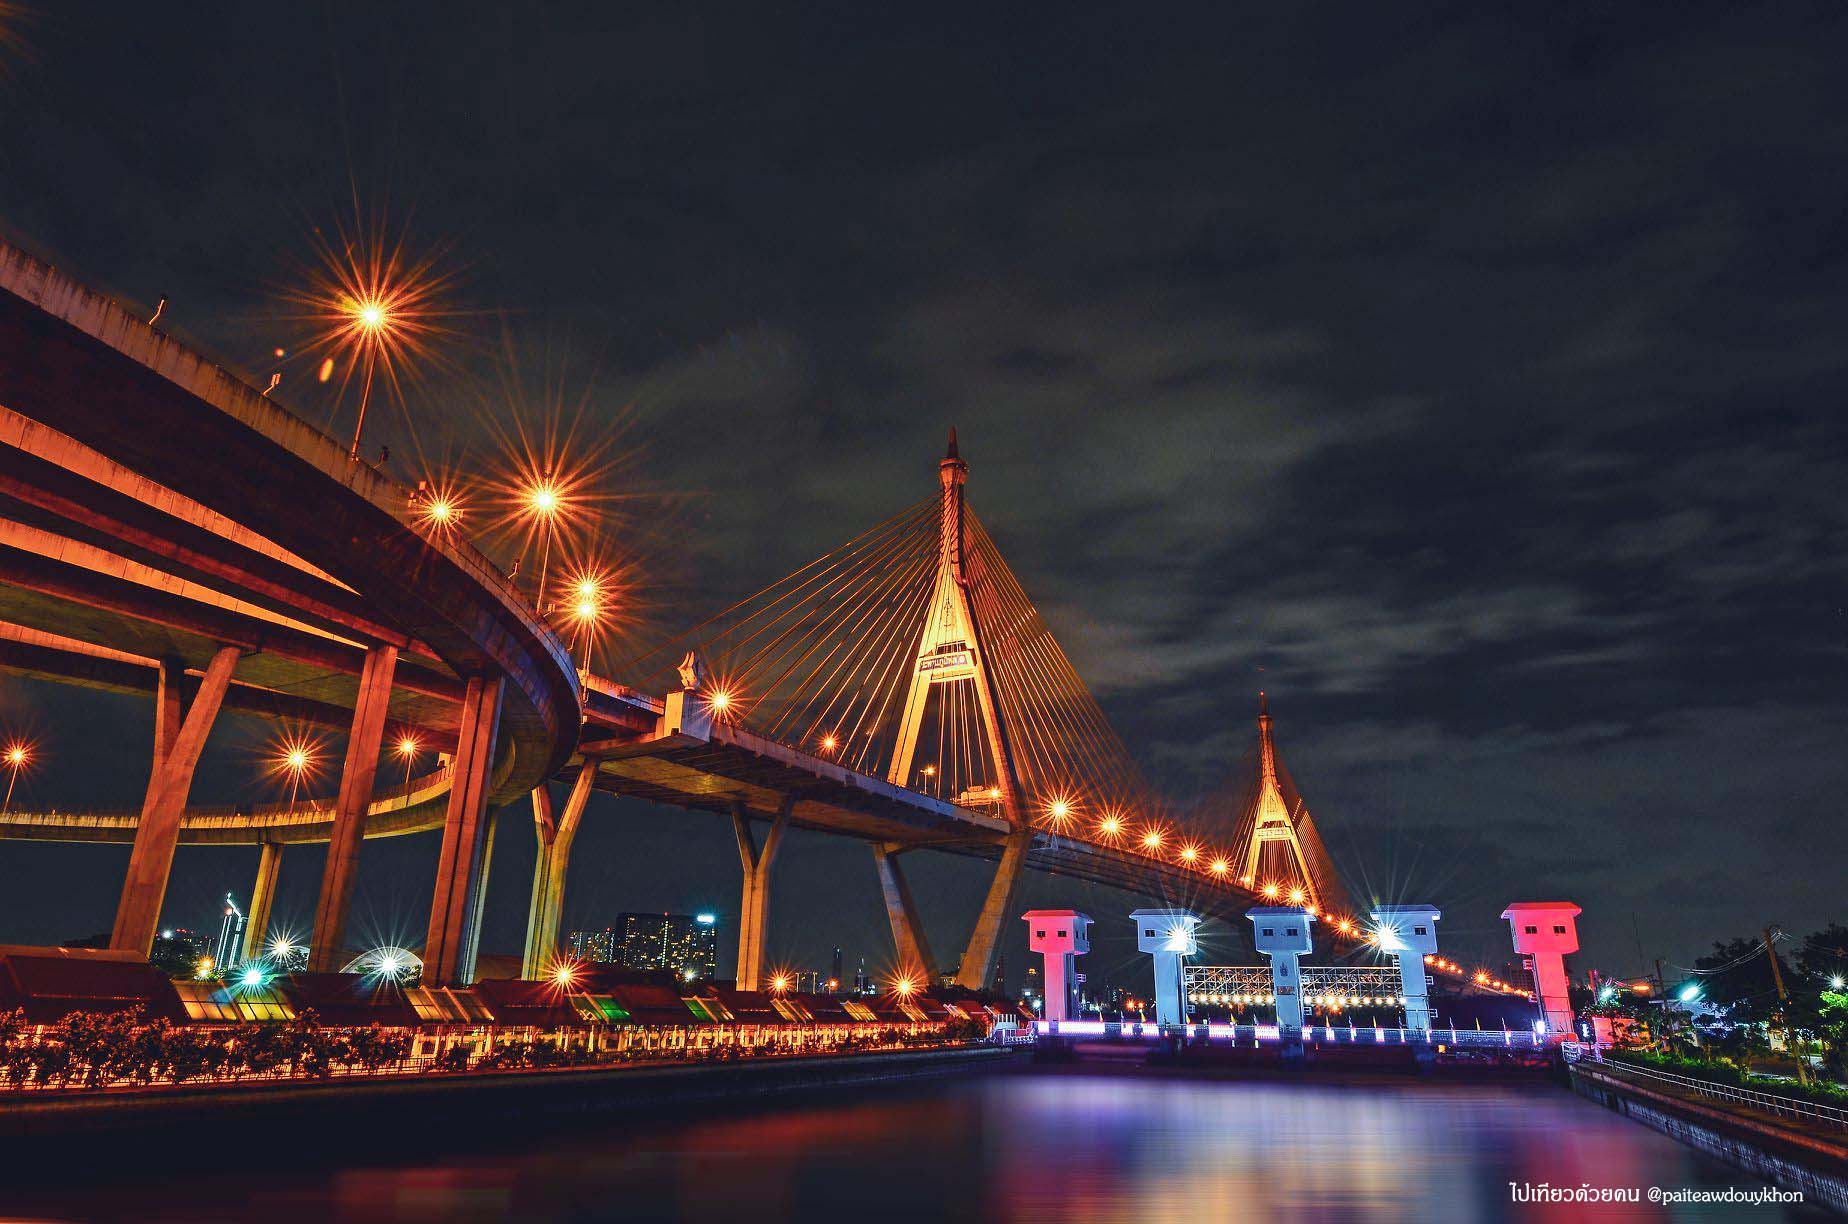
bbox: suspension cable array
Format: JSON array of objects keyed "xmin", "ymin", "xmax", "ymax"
[{"xmin": 613, "ymin": 440, "xmax": 1361, "ymax": 929}]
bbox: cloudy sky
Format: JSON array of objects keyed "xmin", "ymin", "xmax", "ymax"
[{"xmin": 0, "ymin": 2, "xmax": 1842, "ymax": 987}]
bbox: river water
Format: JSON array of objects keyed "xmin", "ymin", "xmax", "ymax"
[{"xmin": 7, "ymin": 1069, "xmax": 1825, "ymax": 1222}]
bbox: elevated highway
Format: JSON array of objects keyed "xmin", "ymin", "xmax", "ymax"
[
  {"xmin": 0, "ymin": 239, "xmax": 581, "ymax": 982},
  {"xmin": 0, "ymin": 236, "xmax": 1347, "ymax": 997}
]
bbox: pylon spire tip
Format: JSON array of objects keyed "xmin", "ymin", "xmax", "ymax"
[{"xmin": 945, "ymin": 427, "xmax": 960, "ymax": 461}]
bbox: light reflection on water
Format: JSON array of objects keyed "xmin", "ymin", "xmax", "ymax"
[{"xmin": 13, "ymin": 1072, "xmax": 1815, "ymax": 1222}]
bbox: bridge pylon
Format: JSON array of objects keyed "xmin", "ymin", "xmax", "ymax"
[
  {"xmin": 1238, "ymin": 693, "xmax": 1325, "ymax": 911},
  {"xmin": 885, "ymin": 431, "xmax": 1032, "ymax": 990}
]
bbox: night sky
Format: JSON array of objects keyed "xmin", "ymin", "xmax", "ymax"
[{"xmin": 0, "ymin": 3, "xmax": 1842, "ymax": 992}]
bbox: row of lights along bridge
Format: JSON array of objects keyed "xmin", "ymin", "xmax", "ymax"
[{"xmin": 102, "ymin": 235, "xmax": 1538, "ymax": 999}]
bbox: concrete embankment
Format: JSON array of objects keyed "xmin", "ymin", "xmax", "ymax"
[
  {"xmin": 0, "ymin": 1046, "xmax": 1021, "ymax": 1145},
  {"xmin": 1569, "ymin": 1061, "xmax": 1847, "ymax": 1213}
]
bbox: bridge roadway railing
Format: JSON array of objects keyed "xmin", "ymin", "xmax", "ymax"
[
  {"xmin": 1032, "ymin": 1019, "xmax": 1547, "ymax": 1049},
  {"xmin": 1571, "ymin": 1050, "xmax": 1848, "ymax": 1133}
]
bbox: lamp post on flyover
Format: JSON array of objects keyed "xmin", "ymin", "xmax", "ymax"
[
  {"xmin": 525, "ymin": 478, "xmax": 563, "ymax": 612},
  {"xmin": 1, "ymin": 740, "xmax": 31, "ymax": 814},
  {"xmin": 344, "ymin": 296, "xmax": 395, "ymax": 462},
  {"xmin": 395, "ymin": 734, "xmax": 420, "ymax": 788}
]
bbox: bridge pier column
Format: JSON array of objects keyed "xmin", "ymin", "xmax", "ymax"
[
  {"xmin": 306, "ymin": 644, "xmax": 398, "ymax": 972},
  {"xmin": 732, "ymin": 797, "xmax": 791, "ymax": 991},
  {"xmin": 521, "ymin": 764, "xmax": 597, "ymax": 979},
  {"xmin": 462, "ymin": 806, "xmax": 501, "ymax": 980},
  {"xmin": 141, "ymin": 656, "xmax": 184, "ymax": 806},
  {"xmin": 111, "ymin": 644, "xmax": 241, "ymax": 957},
  {"xmin": 871, "ymin": 843, "xmax": 935, "ymax": 982},
  {"xmin": 953, "ymin": 825, "xmax": 1033, "ymax": 991},
  {"xmin": 423, "ymin": 676, "xmax": 504, "ymax": 987},
  {"xmin": 240, "ymin": 840, "xmax": 282, "ymax": 964}
]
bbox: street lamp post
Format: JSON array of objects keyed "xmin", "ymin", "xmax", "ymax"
[
  {"xmin": 396, "ymin": 735, "xmax": 419, "ymax": 788},
  {"xmin": 345, "ymin": 299, "xmax": 392, "ymax": 462},
  {"xmin": 2, "ymin": 742, "xmax": 31, "ymax": 815}
]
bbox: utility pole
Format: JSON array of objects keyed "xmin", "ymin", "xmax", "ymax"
[
  {"xmin": 1653, "ymin": 958, "xmax": 1667, "ymax": 1051},
  {"xmin": 1763, "ymin": 926, "xmax": 1808, "ymax": 1086}
]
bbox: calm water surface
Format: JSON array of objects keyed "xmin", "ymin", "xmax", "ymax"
[{"xmin": 7, "ymin": 1070, "xmax": 1823, "ymax": 1222}]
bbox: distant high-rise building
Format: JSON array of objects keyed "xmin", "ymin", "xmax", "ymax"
[
  {"xmin": 212, "ymin": 893, "xmax": 245, "ymax": 971},
  {"xmin": 854, "ymin": 957, "xmax": 870, "ymax": 995},
  {"xmin": 568, "ymin": 912, "xmax": 718, "ymax": 980},
  {"xmin": 831, "ymin": 946, "xmax": 844, "ymax": 991},
  {"xmin": 991, "ymin": 952, "xmax": 1007, "ymax": 997}
]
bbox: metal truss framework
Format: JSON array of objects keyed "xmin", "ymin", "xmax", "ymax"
[{"xmin": 1185, "ymin": 964, "xmax": 1405, "ymax": 1007}]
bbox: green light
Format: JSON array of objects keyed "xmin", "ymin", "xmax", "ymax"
[
  {"xmin": 240, "ymin": 968, "xmax": 266, "ymax": 988},
  {"xmin": 1677, "ymin": 983, "xmax": 1701, "ymax": 1002}
]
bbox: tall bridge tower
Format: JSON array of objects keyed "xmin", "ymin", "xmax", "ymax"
[
  {"xmin": 886, "ymin": 431, "xmax": 1034, "ymax": 989},
  {"xmin": 887, "ymin": 431, "xmax": 1022, "ymax": 826},
  {"xmin": 1239, "ymin": 693, "xmax": 1320, "ymax": 906}
]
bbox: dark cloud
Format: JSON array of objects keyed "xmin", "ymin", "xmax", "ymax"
[{"xmin": 0, "ymin": 2, "xmax": 1843, "ymax": 986}]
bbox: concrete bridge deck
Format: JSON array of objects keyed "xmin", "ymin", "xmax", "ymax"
[{"xmin": 0, "ymin": 234, "xmax": 1317, "ymax": 989}]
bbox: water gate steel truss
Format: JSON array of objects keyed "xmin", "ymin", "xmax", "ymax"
[{"xmin": 1186, "ymin": 965, "xmax": 1405, "ymax": 1007}]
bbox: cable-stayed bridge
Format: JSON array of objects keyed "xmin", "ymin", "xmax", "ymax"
[{"xmin": 0, "ymin": 238, "xmax": 1356, "ymax": 991}]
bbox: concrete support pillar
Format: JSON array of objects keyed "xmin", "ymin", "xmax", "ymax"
[
  {"xmin": 142, "ymin": 656, "xmax": 185, "ymax": 807},
  {"xmin": 1503, "ymin": 902, "xmax": 1582, "ymax": 1040},
  {"xmin": 1023, "ymin": 910, "xmax": 1091, "ymax": 1022},
  {"xmin": 1131, "ymin": 908, "xmax": 1201, "ymax": 1027},
  {"xmin": 423, "ymin": 676, "xmax": 505, "ymax": 987},
  {"xmin": 732, "ymin": 797, "xmax": 792, "ymax": 991},
  {"xmin": 241, "ymin": 841, "xmax": 282, "ymax": 964},
  {"xmin": 1370, "ymin": 904, "xmax": 1441, "ymax": 1033},
  {"xmin": 462, "ymin": 806, "xmax": 500, "ymax": 979},
  {"xmin": 871, "ymin": 843, "xmax": 936, "ymax": 982},
  {"xmin": 1248, "ymin": 906, "xmax": 1315, "ymax": 1033},
  {"xmin": 111, "ymin": 644, "xmax": 241, "ymax": 956},
  {"xmin": 306, "ymin": 645, "xmax": 398, "ymax": 972},
  {"xmin": 954, "ymin": 824, "xmax": 1034, "ymax": 990},
  {"xmin": 521, "ymin": 763, "xmax": 597, "ymax": 979}
]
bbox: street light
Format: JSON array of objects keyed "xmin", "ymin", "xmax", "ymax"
[
  {"xmin": 269, "ymin": 735, "xmax": 319, "ymax": 817},
  {"xmin": 1, "ymin": 739, "xmax": 32, "ymax": 815},
  {"xmin": 395, "ymin": 734, "xmax": 419, "ymax": 786},
  {"xmin": 345, "ymin": 294, "xmax": 396, "ymax": 461},
  {"xmin": 525, "ymin": 479, "xmax": 563, "ymax": 608}
]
